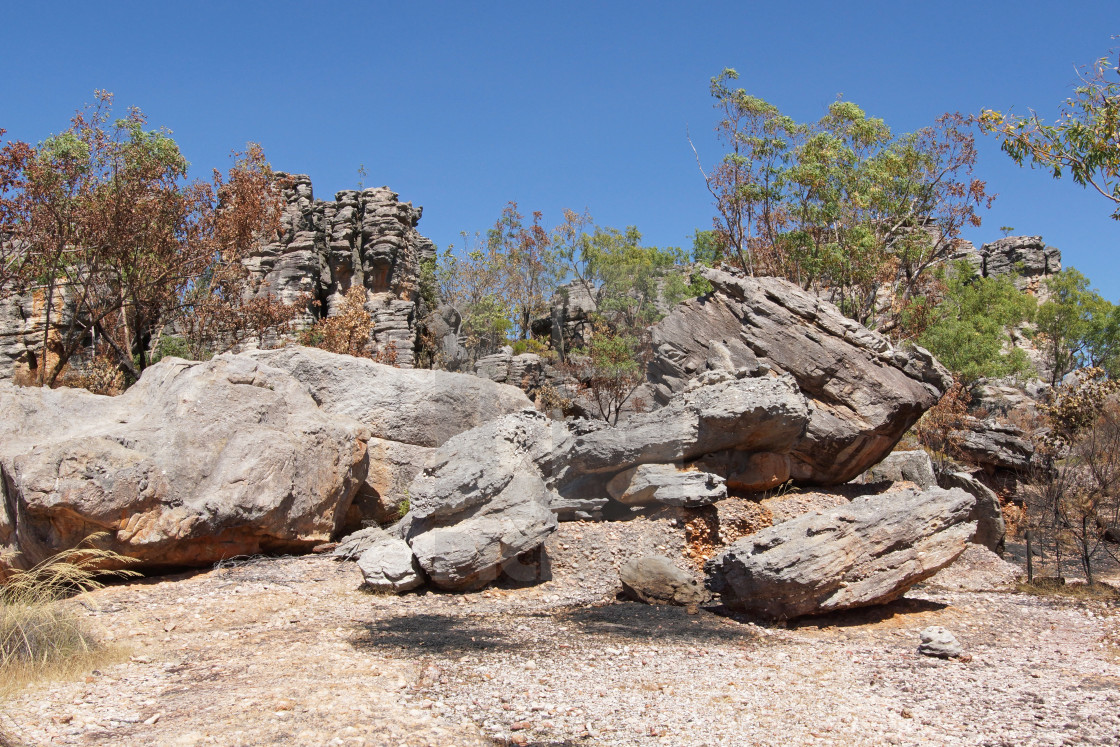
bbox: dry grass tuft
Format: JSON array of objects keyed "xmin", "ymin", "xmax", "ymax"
[
  {"xmin": 1015, "ymin": 579, "xmax": 1120, "ymax": 602},
  {"xmin": 0, "ymin": 536, "xmax": 139, "ymax": 693}
]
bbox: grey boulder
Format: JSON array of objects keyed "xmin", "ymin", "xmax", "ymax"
[
  {"xmin": 860, "ymin": 450, "xmax": 937, "ymax": 489},
  {"xmin": 355, "ymin": 527, "xmax": 425, "ymax": 593},
  {"xmin": 918, "ymin": 626, "xmax": 964, "ymax": 659},
  {"xmin": 563, "ymin": 371, "xmax": 808, "ymax": 476},
  {"xmin": 245, "ymin": 346, "xmax": 531, "ymax": 524},
  {"xmin": 938, "ymin": 471, "xmax": 1006, "ymax": 553},
  {"xmin": 404, "ymin": 410, "xmax": 565, "ymax": 591},
  {"xmin": 705, "ymin": 487, "xmax": 975, "ymax": 619},
  {"xmin": 0, "ymin": 354, "xmax": 369, "ymax": 573},
  {"xmin": 649, "ymin": 269, "xmax": 952, "ymax": 484},
  {"xmin": 245, "ymin": 346, "xmax": 533, "ymax": 448},
  {"xmin": 606, "ymin": 464, "xmax": 726, "ymax": 507},
  {"xmin": 620, "ymin": 555, "xmax": 710, "ymax": 607}
]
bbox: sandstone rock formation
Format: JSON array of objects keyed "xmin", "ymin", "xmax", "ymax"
[
  {"xmin": 403, "ymin": 411, "xmax": 566, "ymax": 591},
  {"xmin": 952, "ymin": 417, "xmax": 1035, "ymax": 473},
  {"xmin": 619, "ymin": 555, "xmax": 710, "ymax": 607},
  {"xmin": 977, "ymin": 236, "xmax": 1061, "ymax": 292},
  {"xmin": 650, "ymin": 269, "xmax": 952, "ymax": 485},
  {"xmin": 564, "ymin": 370, "xmax": 808, "ymax": 476},
  {"xmin": 938, "ymin": 470, "xmax": 1007, "ymax": 553},
  {"xmin": 245, "ymin": 346, "xmax": 533, "ymax": 526},
  {"xmin": 240, "ymin": 175, "xmax": 436, "ymax": 366},
  {"xmin": 605, "ymin": 464, "xmax": 726, "ymax": 507},
  {"xmin": 860, "ymin": 450, "xmax": 937, "ymax": 489},
  {"xmin": 705, "ymin": 486, "xmax": 975, "ymax": 618},
  {"xmin": 0, "ymin": 354, "xmax": 368, "ymax": 573}
]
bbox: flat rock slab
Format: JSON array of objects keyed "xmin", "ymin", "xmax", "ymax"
[{"xmin": 706, "ymin": 486, "xmax": 976, "ymax": 618}]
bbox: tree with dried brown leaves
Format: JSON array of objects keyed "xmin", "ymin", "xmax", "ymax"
[{"xmin": 0, "ymin": 93, "xmax": 299, "ymax": 385}]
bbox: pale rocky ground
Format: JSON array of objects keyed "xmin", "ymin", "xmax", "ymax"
[{"xmin": 7, "ymin": 511, "xmax": 1120, "ymax": 747}]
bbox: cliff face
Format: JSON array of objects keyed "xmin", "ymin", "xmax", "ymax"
[{"xmin": 243, "ymin": 174, "xmax": 435, "ymax": 367}]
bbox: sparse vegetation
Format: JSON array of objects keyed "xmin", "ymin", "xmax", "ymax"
[{"xmin": 0, "ymin": 536, "xmax": 138, "ymax": 692}]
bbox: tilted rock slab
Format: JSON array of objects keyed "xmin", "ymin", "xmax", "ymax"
[
  {"xmin": 404, "ymin": 410, "xmax": 567, "ymax": 591},
  {"xmin": 649, "ymin": 269, "xmax": 952, "ymax": 484},
  {"xmin": 0, "ymin": 355, "xmax": 369, "ymax": 573},
  {"xmin": 246, "ymin": 346, "xmax": 533, "ymax": 526},
  {"xmin": 705, "ymin": 486, "xmax": 975, "ymax": 619},
  {"xmin": 563, "ymin": 372, "xmax": 808, "ymax": 476}
]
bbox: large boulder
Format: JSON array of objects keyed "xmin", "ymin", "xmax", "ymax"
[
  {"xmin": 0, "ymin": 355, "xmax": 369, "ymax": 574},
  {"xmin": 859, "ymin": 450, "xmax": 937, "ymax": 489},
  {"xmin": 245, "ymin": 346, "xmax": 532, "ymax": 525},
  {"xmin": 705, "ymin": 486, "xmax": 975, "ymax": 618},
  {"xmin": 951, "ymin": 417, "xmax": 1034, "ymax": 472},
  {"xmin": 649, "ymin": 269, "xmax": 952, "ymax": 484},
  {"xmin": 938, "ymin": 470, "xmax": 1006, "ymax": 553},
  {"xmin": 403, "ymin": 410, "xmax": 566, "ymax": 591},
  {"xmin": 563, "ymin": 370, "xmax": 808, "ymax": 476},
  {"xmin": 354, "ymin": 527, "xmax": 425, "ymax": 594},
  {"xmin": 246, "ymin": 346, "xmax": 532, "ymax": 448}
]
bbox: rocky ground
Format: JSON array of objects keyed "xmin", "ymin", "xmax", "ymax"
[{"xmin": 7, "ymin": 513, "xmax": 1120, "ymax": 747}]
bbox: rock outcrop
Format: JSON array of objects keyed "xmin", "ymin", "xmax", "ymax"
[
  {"xmin": 353, "ymin": 527, "xmax": 425, "ymax": 593},
  {"xmin": 0, "ymin": 354, "xmax": 368, "ymax": 574},
  {"xmin": 650, "ymin": 269, "xmax": 953, "ymax": 484},
  {"xmin": 241, "ymin": 175, "xmax": 436, "ymax": 367},
  {"xmin": 245, "ymin": 346, "xmax": 533, "ymax": 526},
  {"xmin": 952, "ymin": 417, "xmax": 1034, "ymax": 473},
  {"xmin": 403, "ymin": 411, "xmax": 566, "ymax": 591},
  {"xmin": 705, "ymin": 486, "xmax": 975, "ymax": 618},
  {"xmin": 859, "ymin": 450, "xmax": 938, "ymax": 489}
]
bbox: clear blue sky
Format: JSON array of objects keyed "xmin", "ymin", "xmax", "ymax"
[{"xmin": 2, "ymin": 1, "xmax": 1117, "ymax": 299}]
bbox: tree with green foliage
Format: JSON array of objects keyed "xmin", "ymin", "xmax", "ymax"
[
  {"xmin": 698, "ymin": 70, "xmax": 992, "ymax": 331},
  {"xmin": 981, "ymin": 47, "xmax": 1120, "ymax": 220},
  {"xmin": 1036, "ymin": 268, "xmax": 1120, "ymax": 385},
  {"xmin": 918, "ymin": 263, "xmax": 1036, "ymax": 385}
]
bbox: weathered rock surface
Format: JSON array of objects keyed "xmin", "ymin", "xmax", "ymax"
[
  {"xmin": 619, "ymin": 555, "xmax": 710, "ymax": 606},
  {"xmin": 938, "ymin": 470, "xmax": 1007, "ymax": 553},
  {"xmin": 694, "ymin": 450, "xmax": 791, "ymax": 493},
  {"xmin": 242, "ymin": 176, "xmax": 436, "ymax": 367},
  {"xmin": 952, "ymin": 417, "xmax": 1034, "ymax": 472},
  {"xmin": 606, "ymin": 464, "xmax": 726, "ymax": 507},
  {"xmin": 563, "ymin": 371, "xmax": 808, "ymax": 476},
  {"xmin": 0, "ymin": 355, "xmax": 368, "ymax": 573},
  {"xmin": 978, "ymin": 236, "xmax": 1061, "ymax": 292},
  {"xmin": 918, "ymin": 626, "xmax": 964, "ymax": 659},
  {"xmin": 860, "ymin": 450, "xmax": 937, "ymax": 489},
  {"xmin": 247, "ymin": 346, "xmax": 532, "ymax": 448},
  {"xmin": 354, "ymin": 527, "xmax": 425, "ymax": 593},
  {"xmin": 245, "ymin": 346, "xmax": 532, "ymax": 526},
  {"xmin": 650, "ymin": 269, "xmax": 952, "ymax": 485},
  {"xmin": 705, "ymin": 487, "xmax": 975, "ymax": 618},
  {"xmin": 404, "ymin": 411, "xmax": 566, "ymax": 591}
]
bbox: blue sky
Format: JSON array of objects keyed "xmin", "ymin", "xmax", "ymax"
[{"xmin": 2, "ymin": 1, "xmax": 1117, "ymax": 299}]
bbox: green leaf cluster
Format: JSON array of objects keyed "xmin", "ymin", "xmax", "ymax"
[
  {"xmin": 1036, "ymin": 268, "xmax": 1120, "ymax": 384},
  {"xmin": 918, "ymin": 262, "xmax": 1036, "ymax": 385}
]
